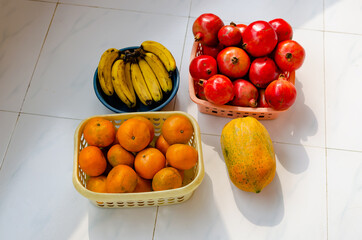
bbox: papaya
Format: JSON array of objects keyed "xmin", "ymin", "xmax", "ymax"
[{"xmin": 220, "ymin": 116, "xmax": 276, "ymax": 193}]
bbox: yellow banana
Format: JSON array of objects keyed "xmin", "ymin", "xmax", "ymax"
[
  {"xmin": 141, "ymin": 41, "xmax": 176, "ymax": 72},
  {"xmin": 98, "ymin": 48, "xmax": 120, "ymax": 96},
  {"xmin": 130, "ymin": 62, "xmax": 153, "ymax": 106},
  {"xmin": 111, "ymin": 59, "xmax": 136, "ymax": 108},
  {"xmin": 137, "ymin": 57, "xmax": 163, "ymax": 103},
  {"xmin": 143, "ymin": 52, "xmax": 173, "ymax": 93},
  {"xmin": 124, "ymin": 61, "xmax": 136, "ymax": 103}
]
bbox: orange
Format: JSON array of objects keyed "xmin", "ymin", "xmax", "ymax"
[
  {"xmin": 155, "ymin": 134, "xmax": 170, "ymax": 156},
  {"xmin": 152, "ymin": 167, "xmax": 182, "ymax": 191},
  {"xmin": 117, "ymin": 118, "xmax": 150, "ymax": 152},
  {"xmin": 133, "ymin": 176, "xmax": 152, "ymax": 193},
  {"xmin": 83, "ymin": 117, "xmax": 116, "ymax": 147},
  {"xmin": 86, "ymin": 176, "xmax": 107, "ymax": 193},
  {"xmin": 107, "ymin": 144, "xmax": 135, "ymax": 168},
  {"xmin": 132, "ymin": 116, "xmax": 155, "ymax": 144},
  {"xmin": 166, "ymin": 144, "xmax": 198, "ymax": 170},
  {"xmin": 79, "ymin": 146, "xmax": 107, "ymax": 176},
  {"xmin": 134, "ymin": 148, "xmax": 166, "ymax": 179},
  {"xmin": 161, "ymin": 114, "xmax": 194, "ymax": 144},
  {"xmin": 106, "ymin": 165, "xmax": 138, "ymax": 193}
]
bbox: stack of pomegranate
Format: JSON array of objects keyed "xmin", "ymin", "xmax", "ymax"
[{"xmin": 189, "ymin": 13, "xmax": 305, "ymax": 111}]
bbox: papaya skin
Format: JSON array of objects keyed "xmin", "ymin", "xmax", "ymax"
[{"xmin": 220, "ymin": 116, "xmax": 276, "ymax": 193}]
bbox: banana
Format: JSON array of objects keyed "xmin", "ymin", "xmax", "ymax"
[
  {"xmin": 130, "ymin": 62, "xmax": 153, "ymax": 106},
  {"xmin": 98, "ymin": 48, "xmax": 120, "ymax": 96},
  {"xmin": 141, "ymin": 41, "xmax": 176, "ymax": 73},
  {"xmin": 124, "ymin": 61, "xmax": 135, "ymax": 102},
  {"xmin": 143, "ymin": 52, "xmax": 173, "ymax": 93},
  {"xmin": 137, "ymin": 57, "xmax": 163, "ymax": 102},
  {"xmin": 111, "ymin": 59, "xmax": 137, "ymax": 108}
]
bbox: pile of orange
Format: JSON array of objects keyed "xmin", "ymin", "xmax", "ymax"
[{"xmin": 78, "ymin": 114, "xmax": 198, "ymax": 194}]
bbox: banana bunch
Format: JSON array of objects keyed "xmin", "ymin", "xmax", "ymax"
[{"xmin": 97, "ymin": 41, "xmax": 176, "ymax": 108}]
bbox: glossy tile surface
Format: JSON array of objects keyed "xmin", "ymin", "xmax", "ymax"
[
  {"xmin": 0, "ymin": 0, "xmax": 55, "ymax": 111},
  {"xmin": 190, "ymin": 0, "xmax": 324, "ymax": 30},
  {"xmin": 327, "ymin": 149, "xmax": 362, "ymax": 240},
  {"xmin": 325, "ymin": 32, "xmax": 362, "ymax": 152},
  {"xmin": 325, "ymin": 0, "xmax": 362, "ymax": 34},
  {"xmin": 60, "ymin": 0, "xmax": 191, "ymax": 16},
  {"xmin": 0, "ymin": 0, "xmax": 361, "ymax": 239}
]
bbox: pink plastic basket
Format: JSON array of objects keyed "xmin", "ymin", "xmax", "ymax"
[{"xmin": 188, "ymin": 42, "xmax": 295, "ymax": 120}]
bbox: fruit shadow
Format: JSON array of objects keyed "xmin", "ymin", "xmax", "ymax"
[
  {"xmin": 231, "ymin": 173, "xmax": 284, "ymax": 226},
  {"xmin": 201, "ymin": 135, "xmax": 284, "ymax": 226},
  {"xmin": 262, "ymin": 78, "xmax": 316, "ymax": 174}
]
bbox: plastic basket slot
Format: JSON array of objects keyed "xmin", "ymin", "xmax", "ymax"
[
  {"xmin": 106, "ymin": 203, "xmax": 115, "ymax": 207},
  {"xmin": 137, "ymin": 201, "xmax": 145, "ymax": 206},
  {"xmin": 147, "ymin": 200, "xmax": 155, "ymax": 206},
  {"xmin": 126, "ymin": 202, "xmax": 135, "ymax": 207},
  {"xmin": 167, "ymin": 197, "xmax": 176, "ymax": 204},
  {"xmin": 157, "ymin": 199, "xmax": 166, "ymax": 205},
  {"xmin": 177, "ymin": 196, "xmax": 184, "ymax": 202}
]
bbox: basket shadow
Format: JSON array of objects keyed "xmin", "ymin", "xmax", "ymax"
[
  {"xmin": 231, "ymin": 173, "xmax": 284, "ymax": 226},
  {"xmin": 87, "ymin": 201, "xmax": 157, "ymax": 239},
  {"xmin": 153, "ymin": 174, "xmax": 231, "ymax": 239}
]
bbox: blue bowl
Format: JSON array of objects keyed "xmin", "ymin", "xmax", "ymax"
[{"xmin": 94, "ymin": 46, "xmax": 180, "ymax": 113}]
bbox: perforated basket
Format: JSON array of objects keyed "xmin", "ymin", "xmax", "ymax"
[
  {"xmin": 189, "ymin": 42, "xmax": 295, "ymax": 120},
  {"xmin": 72, "ymin": 111, "xmax": 204, "ymax": 208}
]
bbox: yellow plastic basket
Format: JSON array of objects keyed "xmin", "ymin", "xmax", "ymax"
[{"xmin": 72, "ymin": 111, "xmax": 204, "ymax": 208}]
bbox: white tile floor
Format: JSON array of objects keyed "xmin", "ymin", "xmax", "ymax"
[{"xmin": 0, "ymin": 0, "xmax": 361, "ymax": 239}]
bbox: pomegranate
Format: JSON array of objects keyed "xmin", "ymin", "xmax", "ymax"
[
  {"xmin": 193, "ymin": 13, "xmax": 225, "ymax": 47},
  {"xmin": 249, "ymin": 57, "xmax": 280, "ymax": 88},
  {"xmin": 231, "ymin": 79, "xmax": 259, "ymax": 108},
  {"xmin": 265, "ymin": 74, "xmax": 297, "ymax": 110},
  {"xmin": 217, "ymin": 22, "xmax": 242, "ymax": 47},
  {"xmin": 201, "ymin": 43, "xmax": 224, "ymax": 59},
  {"xmin": 217, "ymin": 46, "xmax": 250, "ymax": 79},
  {"xmin": 189, "ymin": 55, "xmax": 218, "ymax": 80},
  {"xmin": 203, "ymin": 74, "xmax": 234, "ymax": 105},
  {"xmin": 235, "ymin": 23, "xmax": 248, "ymax": 37},
  {"xmin": 257, "ymin": 89, "xmax": 269, "ymax": 107},
  {"xmin": 194, "ymin": 81, "xmax": 206, "ymax": 100},
  {"xmin": 242, "ymin": 20, "xmax": 278, "ymax": 57},
  {"xmin": 269, "ymin": 18, "xmax": 293, "ymax": 42},
  {"xmin": 274, "ymin": 40, "xmax": 305, "ymax": 72}
]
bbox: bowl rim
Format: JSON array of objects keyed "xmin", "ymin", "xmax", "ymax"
[{"xmin": 94, "ymin": 46, "xmax": 180, "ymax": 113}]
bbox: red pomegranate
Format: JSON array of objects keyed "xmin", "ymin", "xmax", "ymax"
[
  {"xmin": 231, "ymin": 79, "xmax": 259, "ymax": 108},
  {"xmin": 265, "ymin": 74, "xmax": 297, "ymax": 110},
  {"xmin": 193, "ymin": 13, "xmax": 225, "ymax": 47}
]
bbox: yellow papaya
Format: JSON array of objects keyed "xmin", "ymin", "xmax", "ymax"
[{"xmin": 220, "ymin": 116, "xmax": 276, "ymax": 193}]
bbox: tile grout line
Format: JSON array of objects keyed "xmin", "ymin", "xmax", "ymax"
[
  {"xmin": 152, "ymin": 206, "xmax": 159, "ymax": 240},
  {"xmin": 0, "ymin": 112, "xmax": 21, "ymax": 172},
  {"xmin": 0, "ymin": 2, "xmax": 59, "ymax": 173},
  {"xmin": 19, "ymin": 3, "xmax": 58, "ymax": 113},
  {"xmin": 172, "ymin": 6, "xmax": 192, "ymax": 111},
  {"xmin": 322, "ymin": 0, "xmax": 329, "ymax": 239}
]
